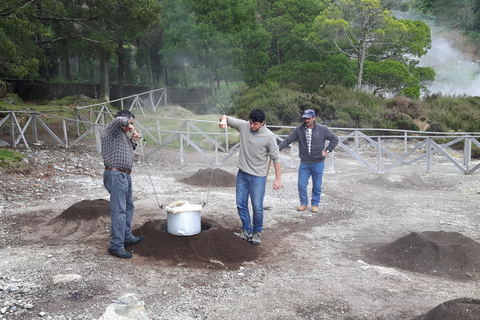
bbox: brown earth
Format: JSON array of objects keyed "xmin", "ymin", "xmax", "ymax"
[{"xmin": 1, "ymin": 142, "xmax": 480, "ymax": 319}]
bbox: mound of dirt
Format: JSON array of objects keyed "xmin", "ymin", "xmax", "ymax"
[
  {"xmin": 181, "ymin": 167, "xmax": 236, "ymax": 187},
  {"xmin": 160, "ymin": 105, "xmax": 196, "ymax": 118},
  {"xmin": 132, "ymin": 218, "xmax": 259, "ymax": 269},
  {"xmin": 412, "ymin": 298, "xmax": 480, "ymax": 320},
  {"xmin": 54, "ymin": 199, "xmax": 257, "ymax": 269},
  {"xmin": 57, "ymin": 199, "xmax": 110, "ymax": 220},
  {"xmin": 367, "ymin": 231, "xmax": 480, "ymax": 280}
]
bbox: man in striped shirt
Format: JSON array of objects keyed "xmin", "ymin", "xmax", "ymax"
[
  {"xmin": 278, "ymin": 109, "xmax": 338, "ymax": 213},
  {"xmin": 101, "ymin": 110, "xmax": 144, "ymax": 258}
]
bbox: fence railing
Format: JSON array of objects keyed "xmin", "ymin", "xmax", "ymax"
[{"xmin": 1, "ymin": 88, "xmax": 479, "ymax": 175}]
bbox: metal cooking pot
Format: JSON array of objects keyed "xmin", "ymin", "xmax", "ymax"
[{"xmin": 165, "ymin": 201, "xmax": 202, "ymax": 236}]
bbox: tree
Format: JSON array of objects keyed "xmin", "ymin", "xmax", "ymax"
[
  {"xmin": 160, "ymin": 0, "xmax": 268, "ymax": 91},
  {"xmin": 309, "ymin": 0, "xmax": 432, "ymax": 90},
  {"xmin": 257, "ymin": 0, "xmax": 325, "ymax": 65},
  {"xmin": 0, "ymin": 0, "xmax": 46, "ymax": 79},
  {"xmin": 264, "ymin": 55, "xmax": 356, "ymax": 92},
  {"xmin": 413, "ymin": 0, "xmax": 479, "ymax": 31},
  {"xmin": 362, "ymin": 60, "xmax": 420, "ymax": 98}
]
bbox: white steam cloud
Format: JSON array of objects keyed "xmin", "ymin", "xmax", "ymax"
[
  {"xmin": 418, "ymin": 36, "xmax": 480, "ymax": 97},
  {"xmin": 394, "ymin": 10, "xmax": 480, "ymax": 97}
]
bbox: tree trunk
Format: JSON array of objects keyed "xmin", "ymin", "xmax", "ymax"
[
  {"xmin": 117, "ymin": 41, "xmax": 124, "ymax": 100},
  {"xmin": 146, "ymin": 44, "xmax": 154, "ymax": 90},
  {"xmin": 99, "ymin": 50, "xmax": 110, "ymax": 101},
  {"xmin": 355, "ymin": 46, "xmax": 367, "ymax": 90},
  {"xmin": 65, "ymin": 50, "xmax": 72, "ymax": 82}
]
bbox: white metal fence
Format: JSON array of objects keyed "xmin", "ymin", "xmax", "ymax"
[{"xmin": 1, "ymin": 87, "xmax": 479, "ymax": 175}]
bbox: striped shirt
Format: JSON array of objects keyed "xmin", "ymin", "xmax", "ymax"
[
  {"xmin": 306, "ymin": 128, "xmax": 312, "ymax": 154},
  {"xmin": 101, "ymin": 117, "xmax": 137, "ymax": 170}
]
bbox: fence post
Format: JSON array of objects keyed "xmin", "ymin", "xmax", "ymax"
[
  {"xmin": 225, "ymin": 126, "xmax": 229, "ymax": 153},
  {"xmin": 95, "ymin": 125, "xmax": 102, "ymax": 153},
  {"xmin": 156, "ymin": 119, "xmax": 161, "ymax": 143},
  {"xmin": 10, "ymin": 112, "xmax": 16, "ymax": 147},
  {"xmin": 378, "ymin": 137, "xmax": 382, "ymax": 173},
  {"xmin": 32, "ymin": 114, "xmax": 38, "ymax": 144},
  {"xmin": 329, "ymin": 151, "xmax": 334, "ymax": 171},
  {"xmin": 426, "ymin": 137, "xmax": 432, "ymax": 173},
  {"xmin": 464, "ymin": 136, "xmax": 471, "ymax": 170},
  {"xmin": 180, "ymin": 134, "xmax": 184, "ymax": 163},
  {"xmin": 214, "ymin": 134, "xmax": 219, "ymax": 165},
  {"xmin": 62, "ymin": 119, "xmax": 68, "ymax": 148},
  {"xmin": 187, "ymin": 120, "xmax": 191, "ymax": 148},
  {"xmin": 354, "ymin": 130, "xmax": 359, "ymax": 154},
  {"xmin": 75, "ymin": 109, "xmax": 80, "ymax": 137}
]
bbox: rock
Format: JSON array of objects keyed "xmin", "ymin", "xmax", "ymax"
[
  {"xmin": 0, "ymin": 140, "xmax": 10, "ymax": 147},
  {"xmin": 52, "ymin": 274, "xmax": 82, "ymax": 284},
  {"xmin": 98, "ymin": 293, "xmax": 150, "ymax": 320},
  {"xmin": 2, "ymin": 97, "xmax": 15, "ymax": 104}
]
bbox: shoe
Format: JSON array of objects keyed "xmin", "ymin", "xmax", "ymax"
[
  {"xmin": 234, "ymin": 230, "xmax": 252, "ymax": 241},
  {"xmin": 311, "ymin": 206, "xmax": 319, "ymax": 212},
  {"xmin": 124, "ymin": 236, "xmax": 144, "ymax": 248},
  {"xmin": 108, "ymin": 248, "xmax": 132, "ymax": 259},
  {"xmin": 297, "ymin": 205, "xmax": 308, "ymax": 211},
  {"xmin": 250, "ymin": 232, "xmax": 261, "ymax": 246}
]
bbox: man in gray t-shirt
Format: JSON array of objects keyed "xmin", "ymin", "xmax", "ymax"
[{"xmin": 219, "ymin": 109, "xmax": 281, "ymax": 245}]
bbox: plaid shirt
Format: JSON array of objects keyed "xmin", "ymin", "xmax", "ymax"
[{"xmin": 101, "ymin": 117, "xmax": 137, "ymax": 170}]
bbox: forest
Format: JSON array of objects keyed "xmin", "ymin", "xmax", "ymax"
[{"xmin": 1, "ymin": 0, "xmax": 480, "ymax": 132}]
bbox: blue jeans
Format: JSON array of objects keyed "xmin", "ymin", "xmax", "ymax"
[
  {"xmin": 298, "ymin": 161, "xmax": 325, "ymax": 207},
  {"xmin": 236, "ymin": 170, "xmax": 266, "ymax": 234},
  {"xmin": 103, "ymin": 170, "xmax": 135, "ymax": 250}
]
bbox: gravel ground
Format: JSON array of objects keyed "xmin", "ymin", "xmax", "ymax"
[{"xmin": 1, "ymin": 141, "xmax": 480, "ymax": 319}]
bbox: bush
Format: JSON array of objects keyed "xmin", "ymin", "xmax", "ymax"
[{"xmin": 231, "ymin": 84, "xmax": 480, "ymax": 132}]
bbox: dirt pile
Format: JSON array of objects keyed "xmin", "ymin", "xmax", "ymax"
[
  {"xmin": 412, "ymin": 298, "xmax": 480, "ymax": 320},
  {"xmin": 133, "ymin": 219, "xmax": 259, "ymax": 269},
  {"xmin": 180, "ymin": 167, "xmax": 236, "ymax": 187},
  {"xmin": 53, "ymin": 198, "xmax": 258, "ymax": 269},
  {"xmin": 367, "ymin": 231, "xmax": 480, "ymax": 280}
]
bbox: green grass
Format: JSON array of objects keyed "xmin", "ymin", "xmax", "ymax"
[{"xmin": 0, "ymin": 149, "xmax": 27, "ymax": 169}]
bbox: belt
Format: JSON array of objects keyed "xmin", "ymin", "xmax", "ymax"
[{"xmin": 105, "ymin": 166, "xmax": 132, "ymax": 174}]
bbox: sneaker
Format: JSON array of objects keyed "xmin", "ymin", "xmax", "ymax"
[
  {"xmin": 250, "ymin": 232, "xmax": 261, "ymax": 246},
  {"xmin": 311, "ymin": 206, "xmax": 319, "ymax": 212},
  {"xmin": 124, "ymin": 235, "xmax": 144, "ymax": 248},
  {"xmin": 297, "ymin": 205, "xmax": 308, "ymax": 211},
  {"xmin": 234, "ymin": 230, "xmax": 252, "ymax": 241},
  {"xmin": 108, "ymin": 248, "xmax": 132, "ymax": 259}
]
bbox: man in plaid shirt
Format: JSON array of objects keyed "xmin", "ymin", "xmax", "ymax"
[{"xmin": 101, "ymin": 110, "xmax": 144, "ymax": 258}]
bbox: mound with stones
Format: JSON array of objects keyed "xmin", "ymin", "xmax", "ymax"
[
  {"xmin": 132, "ymin": 218, "xmax": 259, "ymax": 269},
  {"xmin": 412, "ymin": 298, "xmax": 480, "ymax": 320},
  {"xmin": 366, "ymin": 231, "xmax": 480, "ymax": 280},
  {"xmin": 181, "ymin": 167, "xmax": 236, "ymax": 187},
  {"xmin": 51, "ymin": 199, "xmax": 257, "ymax": 269}
]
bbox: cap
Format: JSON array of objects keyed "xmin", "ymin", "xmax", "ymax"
[{"xmin": 302, "ymin": 109, "xmax": 316, "ymax": 118}]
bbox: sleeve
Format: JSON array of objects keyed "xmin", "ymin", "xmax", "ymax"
[
  {"xmin": 278, "ymin": 127, "xmax": 300, "ymax": 151},
  {"xmin": 227, "ymin": 116, "xmax": 246, "ymax": 131},
  {"xmin": 268, "ymin": 134, "xmax": 281, "ymax": 164},
  {"xmin": 325, "ymin": 128, "xmax": 339, "ymax": 152}
]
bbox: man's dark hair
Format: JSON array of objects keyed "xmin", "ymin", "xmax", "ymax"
[
  {"xmin": 115, "ymin": 110, "xmax": 135, "ymax": 119},
  {"xmin": 249, "ymin": 109, "xmax": 265, "ymax": 123}
]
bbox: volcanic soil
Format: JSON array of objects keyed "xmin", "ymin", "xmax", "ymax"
[{"xmin": 1, "ymin": 142, "xmax": 480, "ymax": 319}]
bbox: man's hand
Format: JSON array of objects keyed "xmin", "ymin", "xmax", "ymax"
[
  {"xmin": 132, "ymin": 130, "xmax": 141, "ymax": 139},
  {"xmin": 272, "ymin": 178, "xmax": 282, "ymax": 190},
  {"xmin": 219, "ymin": 115, "xmax": 228, "ymax": 129}
]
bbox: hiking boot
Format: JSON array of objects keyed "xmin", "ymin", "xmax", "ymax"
[
  {"xmin": 108, "ymin": 248, "xmax": 132, "ymax": 259},
  {"xmin": 297, "ymin": 205, "xmax": 308, "ymax": 211},
  {"xmin": 311, "ymin": 206, "xmax": 319, "ymax": 212},
  {"xmin": 234, "ymin": 230, "xmax": 252, "ymax": 241},
  {"xmin": 124, "ymin": 235, "xmax": 144, "ymax": 248},
  {"xmin": 250, "ymin": 232, "xmax": 261, "ymax": 246}
]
